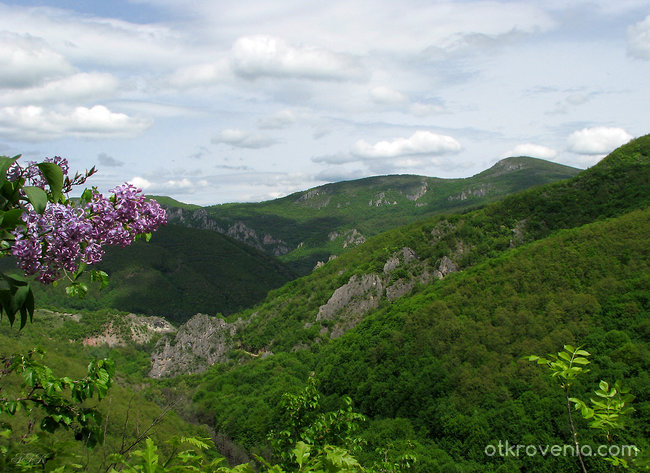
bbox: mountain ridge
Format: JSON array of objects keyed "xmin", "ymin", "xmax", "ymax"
[{"xmin": 159, "ymin": 156, "xmax": 581, "ymax": 274}]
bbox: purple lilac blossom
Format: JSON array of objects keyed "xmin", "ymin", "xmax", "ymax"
[
  {"xmin": 11, "ymin": 182, "xmax": 166, "ymax": 283},
  {"xmin": 7, "ymin": 156, "xmax": 69, "ymax": 187}
]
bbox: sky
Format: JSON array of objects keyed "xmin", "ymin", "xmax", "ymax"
[{"xmin": 0, "ymin": 0, "xmax": 649, "ymax": 205}]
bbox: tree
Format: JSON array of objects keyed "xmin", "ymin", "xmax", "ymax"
[{"xmin": 527, "ymin": 344, "xmax": 642, "ymax": 472}]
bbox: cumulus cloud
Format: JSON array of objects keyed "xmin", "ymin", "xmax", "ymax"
[
  {"xmin": 212, "ymin": 128, "xmax": 278, "ymax": 149},
  {"xmin": 566, "ymin": 127, "xmax": 633, "ymax": 155},
  {"xmin": 0, "ymin": 32, "xmax": 73, "ymax": 88},
  {"xmin": 351, "ymin": 131, "xmax": 461, "ymax": 159},
  {"xmin": 0, "ymin": 72, "xmax": 119, "ymax": 105},
  {"xmin": 231, "ymin": 35, "xmax": 364, "ymax": 81},
  {"xmin": 129, "ymin": 176, "xmax": 153, "ymax": 190},
  {"xmin": 128, "ymin": 175, "xmax": 208, "ymax": 193},
  {"xmin": 0, "ymin": 105, "xmax": 152, "ymax": 141},
  {"xmin": 627, "ymin": 15, "xmax": 650, "ymax": 59},
  {"xmin": 503, "ymin": 143, "xmax": 557, "ymax": 160}
]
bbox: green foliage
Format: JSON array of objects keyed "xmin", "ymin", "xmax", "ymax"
[
  {"xmin": 106, "ymin": 436, "xmax": 228, "ymax": 473},
  {"xmin": 527, "ymin": 344, "xmax": 592, "ymax": 391},
  {"xmin": 0, "ymin": 349, "xmax": 114, "ymax": 471},
  {"xmin": 529, "ymin": 345, "xmax": 642, "ymax": 471},
  {"xmin": 0, "ymin": 348, "xmax": 114, "ymax": 447},
  {"xmin": 268, "ymin": 376, "xmax": 367, "ymax": 470}
]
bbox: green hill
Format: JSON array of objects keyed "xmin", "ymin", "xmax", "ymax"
[{"xmin": 163, "ymin": 157, "xmax": 580, "ymax": 274}]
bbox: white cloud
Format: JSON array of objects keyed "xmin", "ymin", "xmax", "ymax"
[
  {"xmin": 129, "ymin": 176, "xmax": 153, "ymax": 190},
  {"xmin": 231, "ymin": 35, "xmax": 364, "ymax": 81},
  {"xmin": 352, "ymin": 131, "xmax": 461, "ymax": 159},
  {"xmin": 0, "ymin": 72, "xmax": 119, "ymax": 105},
  {"xmin": 165, "ymin": 178, "xmax": 202, "ymax": 190},
  {"xmin": 566, "ymin": 127, "xmax": 633, "ymax": 155},
  {"xmin": 0, "ymin": 105, "xmax": 152, "ymax": 141},
  {"xmin": 0, "ymin": 32, "xmax": 73, "ymax": 88},
  {"xmin": 0, "ymin": 5, "xmax": 187, "ymax": 71},
  {"xmin": 627, "ymin": 15, "xmax": 650, "ymax": 59},
  {"xmin": 503, "ymin": 143, "xmax": 558, "ymax": 160},
  {"xmin": 212, "ymin": 128, "xmax": 278, "ymax": 149},
  {"xmin": 369, "ymin": 86, "xmax": 407, "ymax": 105},
  {"xmin": 311, "ymin": 153, "xmax": 355, "ymax": 165}
]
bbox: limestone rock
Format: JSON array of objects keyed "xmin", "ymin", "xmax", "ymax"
[{"xmin": 149, "ymin": 313, "xmax": 241, "ymax": 378}]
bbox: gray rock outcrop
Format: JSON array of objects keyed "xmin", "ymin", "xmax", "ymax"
[{"xmin": 149, "ymin": 313, "xmax": 240, "ymax": 378}]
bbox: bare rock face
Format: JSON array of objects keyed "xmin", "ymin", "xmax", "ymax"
[
  {"xmin": 384, "ymin": 247, "xmax": 431, "ymax": 302},
  {"xmin": 316, "ymin": 274, "xmax": 383, "ymax": 323},
  {"xmin": 438, "ymin": 256, "xmax": 458, "ymax": 276},
  {"xmin": 405, "ymin": 180, "xmax": 428, "ymax": 201},
  {"xmin": 383, "ymin": 247, "xmax": 418, "ymax": 273},
  {"xmin": 149, "ymin": 313, "xmax": 240, "ymax": 378}
]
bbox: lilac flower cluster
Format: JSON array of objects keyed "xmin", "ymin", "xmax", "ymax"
[
  {"xmin": 11, "ymin": 182, "xmax": 167, "ymax": 284},
  {"xmin": 7, "ymin": 156, "xmax": 70, "ymax": 187}
]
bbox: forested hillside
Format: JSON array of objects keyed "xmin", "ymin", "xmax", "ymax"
[{"xmin": 151, "ymin": 135, "xmax": 650, "ymax": 471}]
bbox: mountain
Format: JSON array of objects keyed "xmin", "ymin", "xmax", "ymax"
[
  {"xmin": 159, "ymin": 156, "xmax": 581, "ymax": 274},
  {"xmin": 152, "ymin": 135, "xmax": 650, "ymax": 470},
  {"xmin": 23, "ymin": 224, "xmax": 296, "ymax": 325}
]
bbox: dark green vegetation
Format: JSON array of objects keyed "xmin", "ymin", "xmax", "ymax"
[
  {"xmin": 182, "ymin": 135, "xmax": 650, "ymax": 471},
  {"xmin": 2, "ymin": 136, "xmax": 650, "ymax": 472},
  {"xmin": 8, "ymin": 224, "xmax": 296, "ymax": 325},
  {"xmin": 164, "ymin": 157, "xmax": 580, "ymax": 274}
]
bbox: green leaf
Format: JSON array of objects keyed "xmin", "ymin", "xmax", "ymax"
[
  {"xmin": 0, "ymin": 155, "xmax": 18, "ymax": 185},
  {"xmin": 90, "ymin": 270, "xmax": 110, "ymax": 290},
  {"xmin": 572, "ymin": 357, "xmax": 590, "ymax": 365},
  {"xmin": 0, "ymin": 208, "xmax": 25, "ymax": 230},
  {"xmin": 23, "ymin": 186, "xmax": 48, "ymax": 214},
  {"xmin": 293, "ymin": 441, "xmax": 311, "ymax": 469},
  {"xmin": 41, "ymin": 416, "xmax": 60, "ymax": 433},
  {"xmin": 37, "ymin": 162, "xmax": 64, "ymax": 200}
]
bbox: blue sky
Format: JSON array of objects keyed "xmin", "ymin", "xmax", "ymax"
[{"xmin": 0, "ymin": 0, "xmax": 648, "ymax": 204}]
